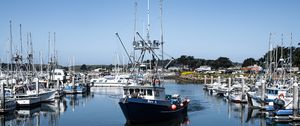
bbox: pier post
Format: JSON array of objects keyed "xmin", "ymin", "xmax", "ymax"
[
  {"xmin": 204, "ymin": 75, "xmax": 207, "ymax": 85},
  {"xmin": 0, "ymin": 84, "xmax": 4, "ymax": 110},
  {"xmin": 218, "ymin": 76, "xmax": 221, "ymax": 84},
  {"xmin": 293, "ymin": 81, "xmax": 298, "ymax": 117},
  {"xmin": 210, "ymin": 76, "xmax": 213, "ymax": 84},
  {"xmin": 57, "ymin": 79, "xmax": 60, "ymax": 90},
  {"xmin": 72, "ymin": 76, "xmax": 75, "ymax": 87},
  {"xmin": 228, "ymin": 78, "xmax": 231, "ymax": 93},
  {"xmin": 46, "ymin": 80, "xmax": 49, "ymax": 89}
]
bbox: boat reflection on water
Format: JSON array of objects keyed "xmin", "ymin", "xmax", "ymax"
[
  {"xmin": 90, "ymin": 87, "xmax": 123, "ymax": 96},
  {"xmin": 0, "ymin": 112, "xmax": 16, "ymax": 126},
  {"xmin": 124, "ymin": 115, "xmax": 189, "ymax": 126},
  {"xmin": 0, "ymin": 99, "xmax": 67, "ymax": 126},
  {"xmin": 65, "ymin": 92, "xmax": 93, "ymax": 112}
]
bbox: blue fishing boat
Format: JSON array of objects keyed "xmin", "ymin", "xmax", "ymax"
[
  {"xmin": 64, "ymin": 83, "xmax": 87, "ymax": 94},
  {"xmin": 119, "ymin": 83, "xmax": 189, "ymax": 123},
  {"xmin": 117, "ymin": 0, "xmax": 189, "ymax": 123}
]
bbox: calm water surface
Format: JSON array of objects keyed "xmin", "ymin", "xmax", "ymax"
[{"xmin": 0, "ymin": 81, "xmax": 290, "ymax": 126}]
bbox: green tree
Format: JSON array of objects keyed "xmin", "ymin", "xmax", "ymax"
[
  {"xmin": 80, "ymin": 64, "xmax": 87, "ymax": 72},
  {"xmin": 242, "ymin": 58, "xmax": 257, "ymax": 67},
  {"xmin": 214, "ymin": 57, "xmax": 233, "ymax": 69}
]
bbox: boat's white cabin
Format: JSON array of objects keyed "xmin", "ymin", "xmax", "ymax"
[{"xmin": 123, "ymin": 85, "xmax": 165, "ymax": 100}]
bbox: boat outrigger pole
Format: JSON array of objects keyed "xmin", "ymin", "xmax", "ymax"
[{"xmin": 115, "ymin": 32, "xmax": 134, "ymax": 65}]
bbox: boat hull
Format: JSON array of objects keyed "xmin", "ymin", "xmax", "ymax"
[
  {"xmin": 16, "ymin": 90, "xmax": 56, "ymax": 107},
  {"xmin": 119, "ymin": 98, "xmax": 188, "ymax": 123}
]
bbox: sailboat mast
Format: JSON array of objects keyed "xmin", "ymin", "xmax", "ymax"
[
  {"xmin": 9, "ymin": 20, "xmax": 13, "ymax": 73},
  {"xmin": 19, "ymin": 24, "xmax": 23, "ymax": 61},
  {"xmin": 290, "ymin": 33, "xmax": 293, "ymax": 78},
  {"xmin": 281, "ymin": 33, "xmax": 283, "ymax": 59},
  {"xmin": 268, "ymin": 33, "xmax": 272, "ymax": 79},
  {"xmin": 54, "ymin": 32, "xmax": 56, "ymax": 67}
]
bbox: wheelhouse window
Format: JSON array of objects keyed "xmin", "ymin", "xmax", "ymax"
[
  {"xmin": 147, "ymin": 89, "xmax": 152, "ymax": 96},
  {"xmin": 129, "ymin": 89, "xmax": 134, "ymax": 95},
  {"xmin": 155, "ymin": 90, "xmax": 160, "ymax": 97},
  {"xmin": 124, "ymin": 89, "xmax": 128, "ymax": 95}
]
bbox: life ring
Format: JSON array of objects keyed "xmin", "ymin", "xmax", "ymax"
[
  {"xmin": 155, "ymin": 79, "xmax": 160, "ymax": 85},
  {"xmin": 278, "ymin": 93, "xmax": 284, "ymax": 99}
]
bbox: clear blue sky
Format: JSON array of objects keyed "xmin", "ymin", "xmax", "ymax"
[{"xmin": 1, "ymin": 0, "xmax": 300, "ymax": 65}]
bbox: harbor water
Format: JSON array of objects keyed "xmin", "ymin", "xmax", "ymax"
[{"xmin": 0, "ymin": 81, "xmax": 289, "ymax": 126}]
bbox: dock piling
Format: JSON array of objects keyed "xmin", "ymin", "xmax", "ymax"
[
  {"xmin": 228, "ymin": 78, "xmax": 231, "ymax": 94},
  {"xmin": 0, "ymin": 83, "xmax": 4, "ymax": 110},
  {"xmin": 204, "ymin": 75, "xmax": 207, "ymax": 85},
  {"xmin": 293, "ymin": 81, "xmax": 298, "ymax": 117}
]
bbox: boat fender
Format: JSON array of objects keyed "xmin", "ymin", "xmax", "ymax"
[
  {"xmin": 171, "ymin": 104, "xmax": 177, "ymax": 110},
  {"xmin": 154, "ymin": 79, "xmax": 160, "ymax": 85},
  {"xmin": 186, "ymin": 98, "xmax": 190, "ymax": 103}
]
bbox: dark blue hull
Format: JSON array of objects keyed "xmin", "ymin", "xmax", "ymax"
[{"xmin": 119, "ymin": 98, "xmax": 188, "ymax": 123}]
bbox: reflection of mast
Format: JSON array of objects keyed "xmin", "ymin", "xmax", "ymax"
[{"xmin": 240, "ymin": 104, "xmax": 245, "ymax": 126}]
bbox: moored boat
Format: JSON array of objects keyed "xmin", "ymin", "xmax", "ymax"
[{"xmin": 119, "ymin": 83, "xmax": 189, "ymax": 123}]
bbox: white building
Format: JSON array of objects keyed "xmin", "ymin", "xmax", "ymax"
[{"xmin": 195, "ymin": 66, "xmax": 211, "ymax": 72}]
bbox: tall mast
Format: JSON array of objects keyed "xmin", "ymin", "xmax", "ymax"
[
  {"xmin": 268, "ymin": 33, "xmax": 272, "ymax": 79},
  {"xmin": 133, "ymin": 2, "xmax": 137, "ymax": 65},
  {"xmin": 19, "ymin": 24, "xmax": 23, "ymax": 61},
  {"xmin": 290, "ymin": 33, "xmax": 293, "ymax": 78},
  {"xmin": 281, "ymin": 33, "xmax": 283, "ymax": 59},
  {"xmin": 54, "ymin": 32, "xmax": 57, "ymax": 67},
  {"xmin": 146, "ymin": 0, "xmax": 150, "ymax": 41},
  {"xmin": 9, "ymin": 20, "xmax": 13, "ymax": 73},
  {"xmin": 134, "ymin": 2, "xmax": 137, "ymax": 43},
  {"xmin": 48, "ymin": 32, "xmax": 51, "ymax": 64},
  {"xmin": 160, "ymin": 0, "xmax": 164, "ymax": 66}
]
